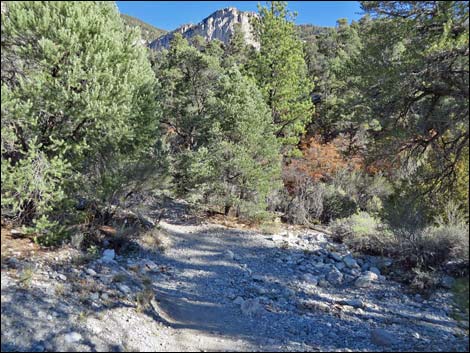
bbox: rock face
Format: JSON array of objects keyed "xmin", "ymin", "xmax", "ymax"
[{"xmin": 149, "ymin": 7, "xmax": 259, "ymax": 50}]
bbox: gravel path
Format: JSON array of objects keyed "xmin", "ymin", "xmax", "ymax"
[{"xmin": 1, "ymin": 202, "xmax": 469, "ymax": 352}]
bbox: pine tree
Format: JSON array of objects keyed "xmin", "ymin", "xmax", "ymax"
[
  {"xmin": 155, "ymin": 33, "xmax": 222, "ymax": 154},
  {"xmin": 222, "ymin": 23, "xmax": 251, "ymax": 68},
  {"xmin": 355, "ymin": 1, "xmax": 469, "ymax": 215},
  {"xmin": 1, "ymin": 1, "xmax": 160, "ymax": 240},
  {"xmin": 154, "ymin": 35, "xmax": 281, "ymax": 219},
  {"xmin": 250, "ymin": 1, "xmax": 314, "ymax": 151},
  {"xmin": 195, "ymin": 68, "xmax": 282, "ymax": 218}
]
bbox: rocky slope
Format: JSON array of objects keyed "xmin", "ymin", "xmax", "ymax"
[
  {"xmin": 149, "ymin": 7, "xmax": 259, "ymax": 50},
  {"xmin": 121, "ymin": 14, "xmax": 167, "ymax": 45},
  {"xmin": 1, "ymin": 199, "xmax": 468, "ymax": 352}
]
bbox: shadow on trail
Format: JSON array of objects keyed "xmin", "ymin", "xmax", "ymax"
[{"xmin": 1, "ymin": 199, "xmax": 467, "ymax": 352}]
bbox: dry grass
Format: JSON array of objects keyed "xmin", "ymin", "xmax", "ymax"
[
  {"xmin": 206, "ymin": 213, "xmax": 256, "ymax": 230},
  {"xmin": 71, "ymin": 252, "xmax": 97, "ymax": 266},
  {"xmin": 77, "ymin": 310, "xmax": 90, "ymax": 322},
  {"xmin": 55, "ymin": 283, "xmax": 66, "ymax": 296},
  {"xmin": 18, "ymin": 266, "xmax": 34, "ymax": 287},
  {"xmin": 73, "ymin": 278, "xmax": 101, "ymax": 300},
  {"xmin": 259, "ymin": 221, "xmax": 282, "ymax": 235},
  {"xmin": 140, "ymin": 227, "xmax": 171, "ymax": 253},
  {"xmin": 1, "ymin": 226, "xmax": 43, "ymax": 262},
  {"xmin": 135, "ymin": 288, "xmax": 154, "ymax": 313}
]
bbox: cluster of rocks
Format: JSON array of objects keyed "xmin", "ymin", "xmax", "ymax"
[
  {"xmin": 266, "ymin": 231, "xmax": 393, "ymax": 289},
  {"xmin": 197, "ymin": 228, "xmax": 468, "ymax": 350},
  {"xmin": 226, "ymin": 244, "xmax": 391, "ymax": 318}
]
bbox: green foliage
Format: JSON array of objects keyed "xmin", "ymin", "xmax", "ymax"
[
  {"xmin": 202, "ymin": 69, "xmax": 282, "ymax": 218},
  {"xmin": 356, "ymin": 1, "xmax": 469, "ymax": 200},
  {"xmin": 249, "ymin": 1, "xmax": 314, "ymax": 150},
  {"xmin": 153, "ymin": 35, "xmax": 282, "ymax": 219},
  {"xmin": 1, "ymin": 0, "xmax": 468, "ymax": 257},
  {"xmin": 331, "ymin": 205, "xmax": 469, "ymax": 270},
  {"xmin": 30, "ymin": 215, "xmax": 70, "ymax": 246},
  {"xmin": 1, "ymin": 1, "xmax": 160, "ymax": 240},
  {"xmin": 321, "ymin": 186, "xmax": 358, "ymax": 223},
  {"xmin": 332, "ymin": 170, "xmax": 393, "ymax": 214},
  {"xmin": 303, "ymin": 1, "xmax": 469, "ymax": 227},
  {"xmin": 301, "ymin": 19, "xmax": 364, "ymax": 139},
  {"xmin": 1, "ymin": 139, "xmax": 69, "ymax": 221},
  {"xmin": 452, "ymin": 277, "xmax": 469, "ymax": 322},
  {"xmin": 330, "ymin": 211, "xmax": 391, "ymax": 253}
]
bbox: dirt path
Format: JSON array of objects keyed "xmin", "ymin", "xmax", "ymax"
[{"xmin": 1, "ymin": 205, "xmax": 469, "ymax": 352}]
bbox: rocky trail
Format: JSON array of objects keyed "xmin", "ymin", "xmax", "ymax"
[{"xmin": 1, "ymin": 200, "xmax": 469, "ymax": 352}]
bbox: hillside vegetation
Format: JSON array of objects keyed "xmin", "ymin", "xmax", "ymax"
[{"xmin": 121, "ymin": 13, "xmax": 166, "ymax": 43}]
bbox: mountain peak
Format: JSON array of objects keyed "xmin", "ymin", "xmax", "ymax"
[{"xmin": 149, "ymin": 7, "xmax": 259, "ymax": 50}]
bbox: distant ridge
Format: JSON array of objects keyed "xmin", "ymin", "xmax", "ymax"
[
  {"xmin": 149, "ymin": 7, "xmax": 259, "ymax": 50},
  {"xmin": 120, "ymin": 13, "xmax": 167, "ymax": 45}
]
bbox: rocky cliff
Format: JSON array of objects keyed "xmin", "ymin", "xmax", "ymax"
[{"xmin": 149, "ymin": 7, "xmax": 259, "ymax": 50}]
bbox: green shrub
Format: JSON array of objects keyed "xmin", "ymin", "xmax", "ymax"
[
  {"xmin": 331, "ymin": 170, "xmax": 393, "ymax": 215},
  {"xmin": 331, "ymin": 206, "xmax": 469, "ymax": 271},
  {"xmin": 382, "ymin": 187, "xmax": 432, "ymax": 231},
  {"xmin": 418, "ymin": 223, "xmax": 469, "ymax": 266},
  {"xmin": 321, "ymin": 185, "xmax": 357, "ymax": 223},
  {"xmin": 1, "ymin": 141, "xmax": 70, "ymax": 223},
  {"xmin": 1, "ymin": 1, "xmax": 160, "ymax": 241},
  {"xmin": 330, "ymin": 211, "xmax": 394, "ymax": 254},
  {"xmin": 282, "ymin": 170, "xmax": 393, "ymax": 226},
  {"xmin": 259, "ymin": 221, "xmax": 282, "ymax": 235}
]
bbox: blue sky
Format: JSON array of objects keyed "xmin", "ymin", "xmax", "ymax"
[{"xmin": 116, "ymin": 1, "xmax": 364, "ymax": 30}]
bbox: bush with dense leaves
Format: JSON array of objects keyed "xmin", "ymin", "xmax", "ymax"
[{"xmin": 1, "ymin": 1, "xmax": 160, "ymax": 242}]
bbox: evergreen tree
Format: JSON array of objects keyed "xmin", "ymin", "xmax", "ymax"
[
  {"xmin": 154, "ymin": 35, "xmax": 281, "ymax": 219},
  {"xmin": 155, "ymin": 33, "xmax": 221, "ymax": 154},
  {"xmin": 222, "ymin": 23, "xmax": 251, "ymax": 68},
  {"xmin": 1, "ymin": 1, "xmax": 160, "ymax": 240},
  {"xmin": 312, "ymin": 19, "xmax": 363, "ymax": 141},
  {"xmin": 355, "ymin": 1, "xmax": 469, "ymax": 216},
  {"xmin": 249, "ymin": 1, "xmax": 314, "ymax": 151},
  {"xmin": 190, "ymin": 68, "xmax": 282, "ymax": 218}
]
